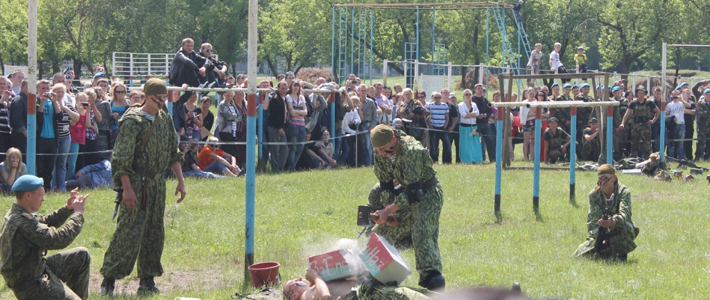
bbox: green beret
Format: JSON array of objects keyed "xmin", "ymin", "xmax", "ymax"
[
  {"xmin": 144, "ymin": 78, "xmax": 167, "ymax": 96},
  {"xmin": 11, "ymin": 175, "xmax": 44, "ymax": 192},
  {"xmin": 370, "ymin": 124, "xmax": 395, "ymax": 148}
]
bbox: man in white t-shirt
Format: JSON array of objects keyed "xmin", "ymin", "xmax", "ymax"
[
  {"xmin": 549, "ymin": 42, "xmax": 569, "ymax": 83},
  {"xmin": 665, "ymin": 93, "xmax": 690, "ymax": 159}
]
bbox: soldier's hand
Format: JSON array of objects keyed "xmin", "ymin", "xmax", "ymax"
[
  {"xmin": 374, "ymin": 210, "xmax": 387, "ymax": 225},
  {"xmin": 123, "ymin": 188, "xmax": 138, "ymax": 210},
  {"xmin": 66, "ymin": 188, "xmax": 79, "ymax": 209},
  {"xmin": 175, "ymin": 180, "xmax": 187, "ymax": 203},
  {"xmin": 386, "ymin": 214, "xmax": 398, "ymax": 226},
  {"xmin": 305, "ymin": 269, "xmax": 321, "ymax": 285},
  {"xmin": 70, "ymin": 194, "xmax": 89, "ymax": 214},
  {"xmin": 597, "ymin": 218, "xmax": 614, "ymax": 229}
]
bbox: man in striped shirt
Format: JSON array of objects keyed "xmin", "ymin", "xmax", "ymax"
[{"xmin": 425, "ymin": 92, "xmax": 449, "ymax": 163}]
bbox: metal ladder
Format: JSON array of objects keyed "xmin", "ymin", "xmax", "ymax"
[
  {"xmin": 491, "ymin": 5, "xmax": 524, "ymax": 89},
  {"xmin": 337, "ymin": 7, "xmax": 348, "ymax": 85}
]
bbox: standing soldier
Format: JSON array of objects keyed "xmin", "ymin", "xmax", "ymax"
[
  {"xmin": 0, "ymin": 175, "xmax": 90, "ymax": 299},
  {"xmin": 368, "ymin": 124, "xmax": 445, "ymax": 291},
  {"xmin": 580, "ymin": 118, "xmax": 601, "ymax": 161},
  {"xmin": 620, "ymin": 87, "xmax": 660, "ymax": 159},
  {"xmin": 553, "ymin": 83, "xmax": 573, "ymax": 134},
  {"xmin": 695, "ymin": 88, "xmax": 710, "ymax": 161},
  {"xmin": 99, "ymin": 78, "xmax": 187, "ymax": 296},
  {"xmin": 575, "ymin": 83, "xmax": 593, "ymax": 153}
]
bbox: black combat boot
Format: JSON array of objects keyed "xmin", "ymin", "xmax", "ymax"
[
  {"xmin": 137, "ymin": 277, "xmax": 160, "ymax": 296},
  {"xmin": 98, "ymin": 277, "xmax": 115, "ymax": 296},
  {"xmin": 617, "ymin": 253, "xmax": 628, "ymax": 262},
  {"xmin": 420, "ymin": 271, "xmax": 445, "ymax": 291}
]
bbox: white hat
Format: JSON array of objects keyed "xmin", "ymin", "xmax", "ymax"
[{"xmin": 519, "ymin": 0, "xmax": 524, "ymax": 3}]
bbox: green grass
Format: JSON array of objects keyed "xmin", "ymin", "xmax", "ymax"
[{"xmin": 1, "ymin": 153, "xmax": 709, "ymax": 299}]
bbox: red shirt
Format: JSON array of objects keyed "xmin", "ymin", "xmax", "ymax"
[{"xmin": 198, "ymin": 146, "xmax": 225, "ymax": 169}]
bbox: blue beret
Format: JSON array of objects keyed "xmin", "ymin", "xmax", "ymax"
[
  {"xmin": 11, "ymin": 175, "xmax": 44, "ymax": 192},
  {"xmin": 551, "ymin": 83, "xmax": 559, "ymax": 88},
  {"xmin": 704, "ymin": 88, "xmax": 710, "ymax": 95},
  {"xmin": 596, "ymin": 84, "xmax": 605, "ymax": 90},
  {"xmin": 93, "ymin": 72, "xmax": 106, "ymax": 79},
  {"xmin": 611, "ymin": 86, "xmax": 621, "ymax": 93},
  {"xmin": 580, "ymin": 83, "xmax": 590, "ymax": 89},
  {"xmin": 563, "ymin": 83, "xmax": 572, "ymax": 89},
  {"xmin": 675, "ymin": 82, "xmax": 688, "ymax": 90},
  {"xmin": 63, "ymin": 66, "xmax": 73, "ymax": 74}
]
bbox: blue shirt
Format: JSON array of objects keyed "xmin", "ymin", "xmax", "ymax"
[
  {"xmin": 426, "ymin": 102, "xmax": 449, "ymax": 128},
  {"xmin": 111, "ymin": 103, "xmax": 128, "ymax": 129},
  {"xmin": 40, "ymin": 100, "xmax": 55, "ymax": 138}
]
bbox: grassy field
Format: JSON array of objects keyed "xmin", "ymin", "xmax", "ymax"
[{"xmin": 1, "ymin": 151, "xmax": 709, "ymax": 299}]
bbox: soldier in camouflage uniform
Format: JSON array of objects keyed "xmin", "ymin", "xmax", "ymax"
[
  {"xmin": 543, "ymin": 117, "xmax": 570, "ymax": 163},
  {"xmin": 368, "ymin": 124, "xmax": 444, "ymax": 291},
  {"xmin": 580, "ymin": 118, "xmax": 601, "ymax": 161},
  {"xmin": 620, "ymin": 87, "xmax": 660, "ymax": 158},
  {"xmin": 574, "ymin": 165, "xmax": 639, "ymax": 261},
  {"xmin": 552, "ymin": 83, "xmax": 573, "ymax": 134},
  {"xmin": 621, "ymin": 90, "xmax": 635, "ymax": 157},
  {"xmin": 99, "ymin": 78, "xmax": 186, "ymax": 296},
  {"xmin": 575, "ymin": 83, "xmax": 593, "ymax": 154},
  {"xmin": 0, "ymin": 175, "xmax": 90, "ymax": 300},
  {"xmin": 695, "ymin": 89, "xmax": 710, "ymax": 160}
]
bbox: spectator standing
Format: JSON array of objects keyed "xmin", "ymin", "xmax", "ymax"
[
  {"xmin": 680, "ymin": 87, "xmax": 696, "ymax": 160},
  {"xmin": 266, "ymin": 81, "xmax": 290, "ymax": 172},
  {"xmin": 63, "ymin": 67, "xmax": 79, "ymax": 94},
  {"xmin": 110, "ymin": 82, "xmax": 130, "ymax": 145},
  {"xmin": 425, "ymin": 92, "xmax": 450, "ymax": 163},
  {"xmin": 216, "ymin": 91, "xmax": 241, "ymax": 163},
  {"xmin": 52, "ymin": 84, "xmax": 79, "ymax": 192},
  {"xmin": 359, "ymin": 84, "xmax": 378, "ymax": 166},
  {"xmin": 0, "ymin": 76, "xmax": 12, "ymax": 162},
  {"xmin": 36, "ymin": 80, "xmax": 61, "ymax": 192},
  {"xmin": 285, "ymin": 80, "xmax": 308, "ymax": 171},
  {"xmin": 575, "ymin": 83, "xmax": 593, "ymax": 150},
  {"xmin": 458, "ymin": 89, "xmax": 483, "ymax": 164},
  {"xmin": 342, "ymin": 97, "xmax": 361, "ymax": 167},
  {"xmin": 198, "ymin": 96, "xmax": 215, "ymax": 141},
  {"xmin": 233, "ymin": 90, "xmax": 248, "ymax": 168},
  {"xmin": 649, "ymin": 87, "xmax": 664, "ymax": 152},
  {"xmin": 77, "ymin": 89, "xmax": 102, "ymax": 172},
  {"xmin": 68, "ymin": 93, "xmax": 91, "ymax": 180},
  {"xmin": 0, "ymin": 148, "xmax": 27, "ymax": 193},
  {"xmin": 9, "ymin": 70, "xmax": 24, "ymax": 94},
  {"xmin": 92, "ymin": 83, "xmax": 112, "ymax": 160},
  {"xmin": 182, "ymin": 93, "xmax": 202, "ymax": 141},
  {"xmin": 373, "ymin": 82, "xmax": 391, "ymax": 125},
  {"xmin": 549, "ymin": 42, "xmax": 569, "ymax": 83},
  {"xmin": 443, "ymin": 89, "xmax": 459, "ymax": 163},
  {"xmin": 665, "ymin": 94, "xmax": 689, "ymax": 159},
  {"xmin": 527, "ymin": 43, "xmax": 543, "ymax": 87},
  {"xmin": 695, "ymin": 88, "xmax": 710, "ymax": 161},
  {"xmin": 513, "ymin": 0, "xmax": 523, "ymax": 22},
  {"xmin": 472, "ymin": 83, "xmax": 495, "ymax": 162},
  {"xmin": 9, "ymin": 80, "xmax": 30, "ymax": 155}
]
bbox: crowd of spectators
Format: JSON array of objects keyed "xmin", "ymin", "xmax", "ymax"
[{"xmin": 3, "ymin": 36, "xmax": 710, "ymax": 194}]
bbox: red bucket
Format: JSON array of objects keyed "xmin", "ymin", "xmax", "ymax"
[{"xmin": 248, "ymin": 262, "xmax": 281, "ymax": 288}]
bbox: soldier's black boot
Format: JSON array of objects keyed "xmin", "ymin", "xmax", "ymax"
[
  {"xmin": 420, "ymin": 271, "xmax": 445, "ymax": 291},
  {"xmin": 137, "ymin": 277, "xmax": 160, "ymax": 296},
  {"xmin": 98, "ymin": 277, "xmax": 115, "ymax": 296},
  {"xmin": 618, "ymin": 253, "xmax": 628, "ymax": 262},
  {"xmin": 512, "ymin": 282, "xmax": 521, "ymax": 292}
]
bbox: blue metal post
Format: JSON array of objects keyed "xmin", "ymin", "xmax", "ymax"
[
  {"xmin": 27, "ymin": 94, "xmax": 37, "ymax": 175},
  {"xmin": 533, "ymin": 108, "xmax": 541, "ymax": 213},
  {"xmin": 606, "ymin": 106, "xmax": 613, "ymax": 164},
  {"xmin": 494, "ymin": 108, "xmax": 504, "ymax": 218},
  {"xmin": 660, "ymin": 102, "xmax": 666, "ymax": 163},
  {"xmin": 486, "ymin": 7, "xmax": 490, "ymax": 92},
  {"xmin": 570, "ymin": 107, "xmax": 577, "ymax": 201},
  {"xmin": 245, "ymin": 94, "xmax": 256, "ymax": 273},
  {"xmin": 330, "ymin": 93, "xmax": 336, "ymax": 150},
  {"xmin": 501, "ymin": 6, "xmax": 505, "ymax": 67}
]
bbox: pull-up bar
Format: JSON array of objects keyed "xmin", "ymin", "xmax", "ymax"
[{"xmin": 490, "ymin": 99, "xmax": 618, "ymax": 218}]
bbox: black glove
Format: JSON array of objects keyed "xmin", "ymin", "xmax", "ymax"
[
  {"xmin": 380, "ymin": 181, "xmax": 395, "ymax": 192},
  {"xmin": 404, "ymin": 182, "xmax": 423, "ymax": 204}
]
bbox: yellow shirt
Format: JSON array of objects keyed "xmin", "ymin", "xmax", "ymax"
[{"xmin": 575, "ymin": 53, "xmax": 587, "ymax": 65}]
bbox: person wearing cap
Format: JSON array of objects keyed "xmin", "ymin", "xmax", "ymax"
[
  {"xmin": 0, "ymin": 175, "xmax": 90, "ymax": 299},
  {"xmin": 99, "ymin": 78, "xmax": 187, "ymax": 296},
  {"xmin": 665, "ymin": 91, "xmax": 691, "ymax": 159},
  {"xmin": 574, "ymin": 83, "xmax": 593, "ymax": 151},
  {"xmin": 620, "ymin": 86, "xmax": 660, "ymax": 158},
  {"xmin": 574, "ymin": 46, "xmax": 588, "ymax": 81},
  {"xmin": 368, "ymin": 124, "xmax": 445, "ymax": 291},
  {"xmin": 610, "ymin": 85, "xmax": 628, "ymax": 160},
  {"xmin": 694, "ymin": 88, "xmax": 710, "ymax": 161},
  {"xmin": 543, "ymin": 117, "xmax": 570, "ymax": 163},
  {"xmin": 580, "ymin": 118, "xmax": 601, "ymax": 161},
  {"xmin": 573, "ymin": 165, "xmax": 639, "ymax": 261}
]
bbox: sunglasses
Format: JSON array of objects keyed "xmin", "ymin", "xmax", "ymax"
[
  {"xmin": 205, "ymin": 49, "xmax": 213, "ymax": 52},
  {"xmin": 463, "ymin": 93, "xmax": 472, "ymax": 96},
  {"xmin": 433, "ymin": 96, "xmax": 441, "ymax": 99}
]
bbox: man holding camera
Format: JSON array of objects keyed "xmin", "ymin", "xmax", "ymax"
[
  {"xmin": 573, "ymin": 165, "xmax": 639, "ymax": 261},
  {"xmin": 368, "ymin": 124, "xmax": 445, "ymax": 291}
]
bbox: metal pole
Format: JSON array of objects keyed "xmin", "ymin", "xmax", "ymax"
[
  {"xmin": 533, "ymin": 108, "xmax": 541, "ymax": 213},
  {"xmin": 383, "ymin": 59, "xmax": 388, "ymax": 87},
  {"xmin": 416, "ymin": 6, "xmax": 420, "ymax": 65},
  {"xmin": 370, "ymin": 9, "xmax": 373, "ymax": 85},
  {"xmin": 27, "ymin": 0, "xmax": 38, "ymax": 175},
  {"xmin": 632, "ymin": 72, "xmax": 636, "ymax": 95},
  {"xmin": 569, "ymin": 107, "xmax": 577, "ymax": 202},
  {"xmin": 330, "ymin": 93, "xmax": 336, "ymax": 153},
  {"xmin": 414, "ymin": 60, "xmax": 419, "ymax": 90},
  {"xmin": 661, "ymin": 43, "xmax": 667, "ymax": 164},
  {"xmin": 494, "ymin": 78, "xmax": 504, "ymax": 220},
  {"xmin": 244, "ymin": 0, "xmax": 258, "ymax": 287},
  {"xmin": 432, "ymin": 8, "xmax": 436, "ymax": 65},
  {"xmin": 351, "ymin": 8, "xmax": 354, "ymax": 76},
  {"xmin": 486, "ymin": 7, "xmax": 490, "ymax": 92},
  {"xmin": 331, "ymin": 5, "xmax": 336, "ymax": 82},
  {"xmin": 606, "ymin": 106, "xmax": 613, "ymax": 165},
  {"xmin": 448, "ymin": 62, "xmax": 453, "ymax": 90},
  {"xmin": 258, "ymin": 95, "xmax": 263, "ymax": 160}
]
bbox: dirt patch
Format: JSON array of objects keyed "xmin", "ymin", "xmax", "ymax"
[{"xmin": 89, "ymin": 267, "xmax": 229, "ymax": 297}]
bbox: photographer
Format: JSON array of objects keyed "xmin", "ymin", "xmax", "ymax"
[{"xmin": 35, "ymin": 80, "xmax": 63, "ymax": 192}]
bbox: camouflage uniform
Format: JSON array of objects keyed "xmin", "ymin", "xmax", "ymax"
[
  {"xmin": 580, "ymin": 127, "xmax": 600, "ymax": 161},
  {"xmin": 695, "ymin": 97, "xmax": 710, "ymax": 160},
  {"xmin": 100, "ymin": 104, "xmax": 183, "ymax": 280},
  {"xmin": 543, "ymin": 127, "xmax": 569, "ymax": 163},
  {"xmin": 611, "ymin": 97, "xmax": 624, "ymax": 160},
  {"xmin": 628, "ymin": 99, "xmax": 656, "ymax": 158},
  {"xmin": 573, "ymin": 183, "xmax": 639, "ymax": 259},
  {"xmin": 574, "ymin": 95, "xmax": 593, "ymax": 149},
  {"xmin": 0, "ymin": 204, "xmax": 89, "ymax": 300},
  {"xmin": 344, "ymin": 280, "xmax": 430, "ymax": 300},
  {"xmin": 552, "ymin": 96, "xmax": 572, "ymax": 133},
  {"xmin": 617, "ymin": 97, "xmax": 631, "ymax": 157},
  {"xmin": 370, "ymin": 130, "xmax": 443, "ymax": 287}
]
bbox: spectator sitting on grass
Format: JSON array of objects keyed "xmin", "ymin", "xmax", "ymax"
[
  {"xmin": 66, "ymin": 159, "xmax": 112, "ymax": 190},
  {"xmin": 0, "ymin": 147, "xmax": 27, "ymax": 193},
  {"xmin": 179, "ymin": 137, "xmax": 223, "ymax": 179},
  {"xmin": 197, "ymin": 136, "xmax": 243, "ymax": 177},
  {"xmin": 314, "ymin": 129, "xmax": 337, "ymax": 168}
]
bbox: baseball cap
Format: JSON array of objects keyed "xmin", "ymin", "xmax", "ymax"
[
  {"xmin": 449, "ymin": 93, "xmax": 457, "ymax": 98},
  {"xmin": 577, "ymin": 46, "xmax": 584, "ymax": 50}
]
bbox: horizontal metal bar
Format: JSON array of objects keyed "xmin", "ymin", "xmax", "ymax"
[
  {"xmin": 127, "ymin": 86, "xmax": 345, "ymax": 94},
  {"xmin": 489, "ymin": 101, "xmax": 619, "ymax": 108},
  {"xmin": 666, "ymin": 44, "xmax": 710, "ymax": 48},
  {"xmin": 499, "ymin": 72, "xmax": 611, "ymax": 79},
  {"xmin": 334, "ymin": 2, "xmax": 513, "ymax": 9}
]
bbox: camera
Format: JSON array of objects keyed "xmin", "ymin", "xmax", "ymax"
[
  {"xmin": 44, "ymin": 92, "xmax": 52, "ymax": 99},
  {"xmin": 65, "ymin": 74, "xmax": 71, "ymax": 80},
  {"xmin": 351, "ymin": 80, "xmax": 357, "ymax": 84},
  {"xmin": 82, "ymin": 103, "xmax": 89, "ymax": 107}
]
